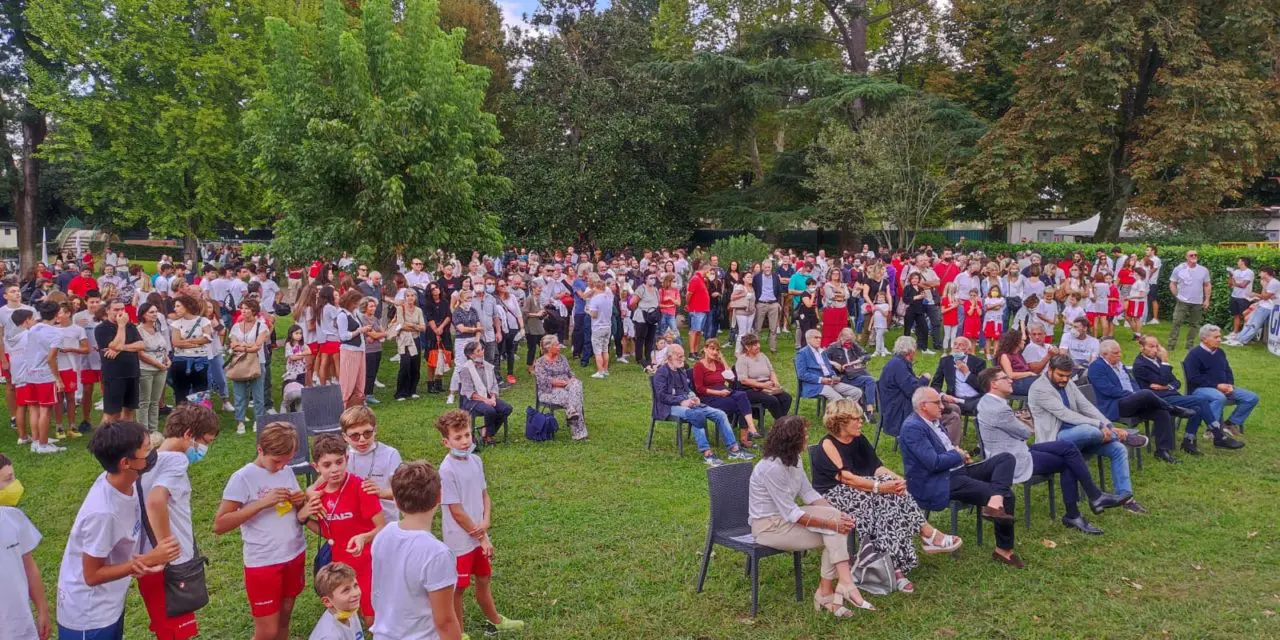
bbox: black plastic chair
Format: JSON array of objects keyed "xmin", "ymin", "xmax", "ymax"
[
  {"xmin": 791, "ymin": 376, "xmax": 828, "ymax": 420},
  {"xmin": 695, "ymin": 462, "xmax": 803, "ymax": 616},
  {"xmin": 256, "ymin": 412, "xmax": 311, "ymax": 480},
  {"xmin": 974, "ymin": 418, "xmax": 1057, "ymax": 530},
  {"xmin": 870, "ymin": 378, "xmax": 898, "ymax": 452},
  {"xmin": 647, "ymin": 375, "xmax": 691, "ymax": 455},
  {"xmin": 301, "ymin": 384, "xmax": 344, "ymax": 436},
  {"xmin": 464, "ymin": 402, "xmax": 510, "ymax": 448}
]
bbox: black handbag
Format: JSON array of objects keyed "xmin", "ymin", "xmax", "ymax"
[{"xmin": 136, "ymin": 479, "xmax": 211, "ymax": 617}]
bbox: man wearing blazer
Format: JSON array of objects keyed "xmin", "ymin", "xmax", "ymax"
[
  {"xmin": 1131, "ymin": 335, "xmax": 1243, "ymax": 454},
  {"xmin": 930, "ymin": 336, "xmax": 987, "ymax": 417},
  {"xmin": 1086, "ymin": 339, "xmax": 1186, "ymax": 465},
  {"xmin": 795, "ymin": 329, "xmax": 863, "ymax": 404},
  {"xmin": 899, "ymin": 386, "xmax": 1023, "ymax": 568},
  {"xmin": 752, "ymin": 261, "xmax": 786, "ymax": 352}
]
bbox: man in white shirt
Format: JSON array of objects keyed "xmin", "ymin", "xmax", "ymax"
[
  {"xmin": 255, "ymin": 266, "xmax": 281, "ymax": 315},
  {"xmin": 1227, "ymin": 266, "xmax": 1280, "ymax": 346},
  {"xmin": 404, "ymin": 258, "xmax": 432, "ymax": 292},
  {"xmin": 1167, "ymin": 250, "xmax": 1212, "ymax": 351},
  {"xmin": 1060, "ymin": 317, "xmax": 1100, "ymax": 369},
  {"xmin": 1227, "ymin": 257, "xmax": 1255, "ymax": 339}
]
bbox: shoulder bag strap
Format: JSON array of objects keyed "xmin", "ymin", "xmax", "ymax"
[{"xmin": 135, "ymin": 478, "xmax": 160, "ymax": 549}]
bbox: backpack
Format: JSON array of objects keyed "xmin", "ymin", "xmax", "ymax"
[{"xmin": 524, "ymin": 406, "xmax": 559, "ymax": 442}]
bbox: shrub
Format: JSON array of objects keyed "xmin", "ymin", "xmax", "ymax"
[
  {"xmin": 706, "ymin": 235, "xmax": 772, "ymax": 270},
  {"xmin": 960, "ymin": 240, "xmax": 1280, "ymax": 325},
  {"xmin": 88, "ymin": 241, "xmax": 177, "ymax": 263}
]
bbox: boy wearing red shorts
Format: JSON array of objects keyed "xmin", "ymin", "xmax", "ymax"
[
  {"xmin": 0, "ymin": 285, "xmax": 34, "ymax": 437},
  {"xmin": 54, "ymin": 302, "xmax": 88, "ymax": 440},
  {"xmin": 215, "ymin": 423, "xmax": 315, "ymax": 640},
  {"xmin": 73, "ymin": 290, "xmax": 104, "ymax": 433},
  {"xmin": 436, "ymin": 410, "xmax": 525, "ymax": 638},
  {"xmin": 22, "ymin": 302, "xmax": 65, "ymax": 454},
  {"xmin": 308, "ymin": 434, "xmax": 386, "ymax": 628}
]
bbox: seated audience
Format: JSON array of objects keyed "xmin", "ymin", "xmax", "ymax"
[
  {"xmin": 532, "ymin": 335, "xmax": 588, "ymax": 440},
  {"xmin": 976, "ymin": 368, "xmax": 1130, "ymax": 535},
  {"xmin": 1028, "ymin": 354, "xmax": 1149, "ymax": 514},
  {"xmin": 733, "ymin": 333, "xmax": 793, "ymax": 420},
  {"xmin": 899, "ymin": 387, "xmax": 1022, "ymax": 568},
  {"xmin": 1020, "ymin": 322, "xmax": 1056, "ymax": 375},
  {"xmin": 456, "ymin": 340, "xmax": 513, "ymax": 446},
  {"xmin": 796, "ymin": 329, "xmax": 863, "ymax": 404},
  {"xmin": 652, "ymin": 345, "xmax": 752, "ymax": 467},
  {"xmin": 1131, "ymin": 336, "xmax": 1243, "ymax": 453},
  {"xmin": 693, "ymin": 339, "xmax": 760, "ymax": 448},
  {"xmin": 880, "ymin": 336, "xmax": 937, "ymax": 442},
  {"xmin": 993, "ymin": 331, "xmax": 1038, "ymax": 396},
  {"xmin": 1087, "ymin": 339, "xmax": 1189, "ymax": 464},
  {"xmin": 812, "ymin": 399, "xmax": 961, "ymax": 594},
  {"xmin": 748, "ymin": 415, "xmax": 872, "ymax": 617},
  {"xmin": 1225, "ymin": 267, "xmax": 1278, "ymax": 346},
  {"xmin": 1059, "ymin": 317, "xmax": 1100, "ymax": 370},
  {"xmin": 930, "ymin": 336, "xmax": 984, "ymax": 435},
  {"xmin": 823, "ymin": 328, "xmax": 878, "ymax": 413},
  {"xmin": 1182, "ymin": 324, "xmax": 1259, "ymax": 438}
]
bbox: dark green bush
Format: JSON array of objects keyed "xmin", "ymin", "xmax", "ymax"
[
  {"xmin": 960, "ymin": 240, "xmax": 1280, "ymax": 325},
  {"xmin": 707, "ymin": 235, "xmax": 772, "ymax": 270},
  {"xmin": 88, "ymin": 241, "xmax": 177, "ymax": 262}
]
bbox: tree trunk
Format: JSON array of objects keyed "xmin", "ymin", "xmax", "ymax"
[
  {"xmin": 184, "ymin": 215, "xmax": 200, "ymax": 265},
  {"xmin": 745, "ymin": 126, "xmax": 765, "ymax": 183},
  {"xmin": 17, "ymin": 108, "xmax": 46, "ymax": 273},
  {"xmin": 773, "ymin": 125, "xmax": 786, "ymax": 153}
]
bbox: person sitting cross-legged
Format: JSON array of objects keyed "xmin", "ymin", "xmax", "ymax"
[
  {"xmin": 652, "ymin": 345, "xmax": 753, "ymax": 467},
  {"xmin": 823, "ymin": 328, "xmax": 878, "ymax": 415},
  {"xmin": 930, "ymin": 336, "xmax": 985, "ymax": 437},
  {"xmin": 1087, "ymin": 339, "xmax": 1189, "ymax": 464},
  {"xmin": 1131, "ymin": 335, "xmax": 1243, "ymax": 454},
  {"xmin": 976, "ymin": 368, "xmax": 1132, "ymax": 535},
  {"xmin": 1028, "ymin": 354, "xmax": 1149, "ymax": 514},
  {"xmin": 1182, "ymin": 324, "xmax": 1259, "ymax": 439},
  {"xmin": 457, "ymin": 340, "xmax": 513, "ymax": 446},
  {"xmin": 796, "ymin": 329, "xmax": 863, "ymax": 405},
  {"xmin": 899, "ymin": 386, "xmax": 1024, "ymax": 569}
]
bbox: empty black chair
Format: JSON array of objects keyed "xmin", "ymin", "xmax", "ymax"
[
  {"xmin": 694, "ymin": 462, "xmax": 803, "ymax": 616},
  {"xmin": 871, "ymin": 378, "xmax": 897, "ymax": 452},
  {"xmin": 301, "ymin": 384, "xmax": 344, "ymax": 436},
  {"xmin": 256, "ymin": 412, "xmax": 311, "ymax": 479}
]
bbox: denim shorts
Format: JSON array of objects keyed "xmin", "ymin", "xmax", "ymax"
[{"xmin": 688, "ymin": 312, "xmax": 708, "ymax": 333}]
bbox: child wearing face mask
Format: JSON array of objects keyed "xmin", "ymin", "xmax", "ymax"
[
  {"xmin": 57, "ymin": 421, "xmax": 181, "ymax": 639},
  {"xmin": 435, "ymin": 410, "xmax": 525, "ymax": 638},
  {"xmin": 137, "ymin": 404, "xmax": 220, "ymax": 639},
  {"xmin": 310, "ymin": 562, "xmax": 364, "ymax": 640},
  {"xmin": 0, "ymin": 451, "xmax": 51, "ymax": 640},
  {"xmin": 872, "ymin": 291, "xmax": 891, "ymax": 356}
]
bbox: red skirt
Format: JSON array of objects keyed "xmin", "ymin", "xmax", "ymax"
[
  {"xmin": 1126, "ymin": 300, "xmax": 1145, "ymax": 319},
  {"xmin": 821, "ymin": 307, "xmax": 849, "ymax": 347},
  {"xmin": 983, "ymin": 320, "xmax": 1004, "ymax": 340},
  {"xmin": 317, "ymin": 341, "xmax": 340, "ymax": 355}
]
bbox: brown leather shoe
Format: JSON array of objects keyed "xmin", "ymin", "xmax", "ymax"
[
  {"xmin": 981, "ymin": 505, "xmax": 1014, "ymax": 522},
  {"xmin": 992, "ymin": 550, "xmax": 1025, "ymax": 569}
]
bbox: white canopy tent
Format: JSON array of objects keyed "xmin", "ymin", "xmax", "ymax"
[{"xmin": 1052, "ymin": 214, "xmax": 1145, "ymax": 240}]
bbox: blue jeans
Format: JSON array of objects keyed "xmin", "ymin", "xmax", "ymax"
[
  {"xmin": 1161, "ymin": 393, "xmax": 1217, "ymax": 435},
  {"xmin": 1056, "ymin": 423, "xmax": 1132, "ymax": 495},
  {"xmin": 1236, "ymin": 306, "xmax": 1272, "ymax": 343},
  {"xmin": 1191, "ymin": 386, "xmax": 1259, "ymax": 428},
  {"xmin": 658, "ymin": 313, "xmax": 680, "ymax": 343},
  {"xmin": 669, "ymin": 404, "xmax": 737, "ymax": 454},
  {"xmin": 233, "ymin": 364, "xmax": 266, "ymax": 422},
  {"xmin": 842, "ymin": 373, "xmax": 877, "ymax": 407},
  {"xmin": 208, "ymin": 354, "xmax": 230, "ymax": 399}
]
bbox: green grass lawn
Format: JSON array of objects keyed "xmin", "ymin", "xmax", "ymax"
[{"xmin": 6, "ymin": 318, "xmax": 1280, "ymax": 639}]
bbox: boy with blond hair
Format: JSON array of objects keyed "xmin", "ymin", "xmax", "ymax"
[
  {"xmin": 215, "ymin": 422, "xmax": 317, "ymax": 640},
  {"xmin": 435, "ymin": 410, "xmax": 525, "ymax": 637},
  {"xmin": 341, "ymin": 405, "xmax": 404, "ymax": 522},
  {"xmin": 310, "ymin": 562, "xmax": 365, "ymax": 640}
]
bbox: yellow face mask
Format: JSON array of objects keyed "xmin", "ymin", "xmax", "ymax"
[
  {"xmin": 0, "ymin": 479, "xmax": 24, "ymax": 506},
  {"xmin": 333, "ymin": 609, "xmax": 357, "ymax": 623}
]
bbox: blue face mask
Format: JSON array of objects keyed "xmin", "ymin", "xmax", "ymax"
[
  {"xmin": 186, "ymin": 443, "xmax": 209, "ymax": 464},
  {"xmin": 450, "ymin": 442, "xmax": 477, "ymax": 458},
  {"xmin": 485, "ymin": 284, "xmax": 496, "ymax": 294}
]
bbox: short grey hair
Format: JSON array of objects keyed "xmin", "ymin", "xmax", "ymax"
[
  {"xmin": 464, "ymin": 340, "xmax": 486, "ymax": 358},
  {"xmin": 540, "ymin": 334, "xmax": 560, "ymax": 351},
  {"xmin": 577, "ymin": 263, "xmax": 593, "ymax": 277},
  {"xmin": 805, "ymin": 329, "xmax": 822, "ymax": 342},
  {"xmin": 1199, "ymin": 324, "xmax": 1221, "ymax": 340},
  {"xmin": 911, "ymin": 386, "xmax": 939, "ymax": 410},
  {"xmin": 1099, "ymin": 339, "xmax": 1122, "ymax": 355},
  {"xmin": 1027, "ymin": 322, "xmax": 1046, "ymax": 334},
  {"xmin": 893, "ymin": 335, "xmax": 917, "ymax": 356}
]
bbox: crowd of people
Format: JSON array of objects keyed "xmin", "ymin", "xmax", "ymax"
[{"xmin": 0, "ymin": 239, "xmax": 1270, "ymax": 635}]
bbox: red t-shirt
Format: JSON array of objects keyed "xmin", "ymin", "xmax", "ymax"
[
  {"xmin": 941, "ymin": 296, "xmax": 959, "ymax": 325},
  {"xmin": 686, "ymin": 274, "xmax": 710, "ymax": 313},
  {"xmin": 68, "ymin": 275, "xmax": 98, "ymax": 298},
  {"xmin": 1117, "ymin": 269, "xmax": 1135, "ymax": 286},
  {"xmin": 319, "ymin": 473, "xmax": 382, "ymax": 572},
  {"xmin": 82, "ymin": 253, "xmax": 95, "ymax": 272},
  {"xmin": 933, "ymin": 261, "xmax": 960, "ymax": 289}
]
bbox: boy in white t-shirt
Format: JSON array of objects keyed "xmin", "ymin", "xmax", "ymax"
[
  {"xmin": 341, "ymin": 405, "xmax": 404, "ymax": 523},
  {"xmin": 436, "ymin": 410, "xmax": 525, "ymax": 638},
  {"xmin": 73, "ymin": 290, "xmax": 104, "ymax": 434},
  {"xmin": 0, "ymin": 283, "xmax": 34, "ymax": 433},
  {"xmin": 7, "ymin": 309, "xmax": 36, "ymax": 446},
  {"xmin": 54, "ymin": 302, "xmax": 89, "ymax": 440},
  {"xmin": 23, "ymin": 302, "xmax": 66, "ymax": 454},
  {"xmin": 370, "ymin": 461, "xmax": 461, "ymax": 640},
  {"xmin": 57, "ymin": 421, "xmax": 180, "ymax": 639},
  {"xmin": 0, "ymin": 502, "xmax": 50, "ymax": 640},
  {"xmin": 215, "ymin": 422, "xmax": 315, "ymax": 640},
  {"xmin": 310, "ymin": 562, "xmax": 365, "ymax": 640}
]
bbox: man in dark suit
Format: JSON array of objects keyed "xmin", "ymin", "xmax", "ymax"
[
  {"xmin": 879, "ymin": 335, "xmax": 933, "ymax": 442},
  {"xmin": 899, "ymin": 386, "xmax": 1022, "ymax": 568},
  {"xmin": 1131, "ymin": 335, "xmax": 1243, "ymax": 454},
  {"xmin": 823, "ymin": 327, "xmax": 877, "ymax": 413},
  {"xmin": 930, "ymin": 336, "xmax": 986, "ymax": 432},
  {"xmin": 1087, "ymin": 339, "xmax": 1189, "ymax": 464}
]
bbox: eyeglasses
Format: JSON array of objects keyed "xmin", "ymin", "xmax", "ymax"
[
  {"xmin": 346, "ymin": 429, "xmax": 376, "ymax": 441},
  {"xmin": 922, "ymin": 399, "xmax": 944, "ymax": 406}
]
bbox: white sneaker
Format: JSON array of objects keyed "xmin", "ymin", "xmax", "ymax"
[
  {"xmin": 389, "ymin": 355, "xmax": 401, "ymax": 363},
  {"xmin": 236, "ymin": 421, "xmax": 246, "ymax": 434},
  {"xmin": 17, "ymin": 437, "xmax": 31, "ymax": 446},
  {"xmin": 1148, "ymin": 319, "xmax": 1160, "ymax": 325},
  {"xmin": 617, "ymin": 357, "xmax": 630, "ymax": 364},
  {"xmin": 1223, "ymin": 338, "xmax": 1243, "ymax": 346},
  {"xmin": 374, "ymin": 380, "xmax": 386, "ymax": 388},
  {"xmin": 591, "ymin": 371, "xmax": 607, "ymax": 379},
  {"xmin": 264, "ymin": 407, "xmax": 276, "ymax": 415},
  {"xmin": 36, "ymin": 443, "xmax": 65, "ymax": 454},
  {"xmin": 923, "ymin": 349, "xmax": 937, "ymax": 355},
  {"xmin": 94, "ymin": 399, "xmax": 104, "ymax": 411},
  {"xmin": 446, "ymin": 394, "xmax": 456, "ymax": 404},
  {"xmin": 411, "ymin": 394, "xmax": 420, "ymax": 399},
  {"xmin": 222, "ymin": 401, "xmax": 236, "ymax": 413}
]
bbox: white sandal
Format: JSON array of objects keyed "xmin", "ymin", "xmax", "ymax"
[{"xmin": 922, "ymin": 530, "xmax": 963, "ymax": 554}]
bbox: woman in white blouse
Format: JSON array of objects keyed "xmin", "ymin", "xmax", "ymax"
[{"xmin": 748, "ymin": 415, "xmax": 873, "ymax": 618}]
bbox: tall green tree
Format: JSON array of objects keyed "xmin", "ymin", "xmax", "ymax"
[
  {"xmin": 439, "ymin": 0, "xmax": 512, "ymax": 109},
  {"xmin": 498, "ymin": 2, "xmax": 701, "ymax": 250},
  {"xmin": 963, "ymin": 0, "xmax": 1280, "ymax": 241},
  {"xmin": 248, "ymin": 0, "xmax": 506, "ymax": 269},
  {"xmin": 27, "ymin": 0, "xmax": 269, "ymax": 261},
  {"xmin": 1, "ymin": 0, "xmax": 51, "ymax": 270}
]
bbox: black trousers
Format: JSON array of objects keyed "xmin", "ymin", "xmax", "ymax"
[
  {"xmin": 744, "ymin": 389, "xmax": 792, "ymax": 419},
  {"xmin": 1029, "ymin": 440, "xmax": 1102, "ymax": 518},
  {"xmin": 462, "ymin": 397, "xmax": 513, "ymax": 437},
  {"xmin": 364, "ymin": 351, "xmax": 381, "ymax": 396},
  {"xmin": 525, "ymin": 333, "xmax": 542, "ymax": 366},
  {"xmin": 634, "ymin": 320, "xmax": 656, "ymax": 367},
  {"xmin": 949, "ymin": 452, "xmax": 1016, "ymax": 550},
  {"xmin": 572, "ymin": 313, "xmax": 592, "ymax": 363},
  {"xmin": 395, "ymin": 351, "xmax": 420, "ymax": 399},
  {"xmin": 1117, "ymin": 389, "xmax": 1175, "ymax": 452},
  {"xmin": 925, "ymin": 305, "xmax": 944, "ymax": 351},
  {"xmin": 903, "ymin": 308, "xmax": 929, "ymax": 351},
  {"xmin": 171, "ymin": 361, "xmax": 209, "ymax": 404},
  {"xmin": 498, "ymin": 331, "xmax": 517, "ymax": 376}
]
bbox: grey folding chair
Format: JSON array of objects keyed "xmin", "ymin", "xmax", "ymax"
[
  {"xmin": 301, "ymin": 384, "xmax": 344, "ymax": 436},
  {"xmin": 256, "ymin": 411, "xmax": 311, "ymax": 479}
]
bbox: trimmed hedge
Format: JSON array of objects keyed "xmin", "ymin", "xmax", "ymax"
[
  {"xmin": 87, "ymin": 241, "xmax": 180, "ymax": 263},
  {"xmin": 959, "ymin": 241, "xmax": 1280, "ymax": 326}
]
